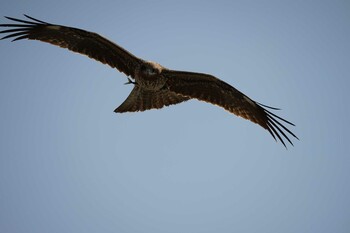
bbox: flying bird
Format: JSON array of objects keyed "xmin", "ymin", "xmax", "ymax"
[{"xmin": 0, "ymin": 15, "xmax": 298, "ymax": 147}]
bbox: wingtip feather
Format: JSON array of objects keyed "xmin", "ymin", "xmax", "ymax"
[{"xmin": 23, "ymin": 14, "xmax": 49, "ymax": 24}]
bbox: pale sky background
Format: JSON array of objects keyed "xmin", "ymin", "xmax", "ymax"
[{"xmin": 0, "ymin": 1, "xmax": 349, "ymax": 233}]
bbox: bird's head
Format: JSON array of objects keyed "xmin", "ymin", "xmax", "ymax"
[{"xmin": 140, "ymin": 61, "xmax": 163, "ymax": 77}]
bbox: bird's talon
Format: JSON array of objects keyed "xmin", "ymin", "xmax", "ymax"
[{"xmin": 124, "ymin": 78, "xmax": 136, "ymax": 85}]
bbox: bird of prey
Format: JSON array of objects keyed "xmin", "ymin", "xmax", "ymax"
[{"xmin": 0, "ymin": 15, "xmax": 298, "ymax": 147}]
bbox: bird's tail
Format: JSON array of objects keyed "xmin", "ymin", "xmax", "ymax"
[{"xmin": 114, "ymin": 86, "xmax": 189, "ymax": 113}]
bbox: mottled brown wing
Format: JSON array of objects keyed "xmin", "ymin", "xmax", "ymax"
[
  {"xmin": 0, "ymin": 15, "xmax": 142, "ymax": 77},
  {"xmin": 163, "ymin": 70, "xmax": 298, "ymax": 147},
  {"xmin": 114, "ymin": 85, "xmax": 190, "ymax": 113}
]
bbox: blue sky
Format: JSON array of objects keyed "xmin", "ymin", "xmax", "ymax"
[{"xmin": 0, "ymin": 1, "xmax": 349, "ymax": 233}]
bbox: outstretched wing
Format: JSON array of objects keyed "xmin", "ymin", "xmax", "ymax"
[
  {"xmin": 0, "ymin": 15, "xmax": 142, "ymax": 77},
  {"xmin": 163, "ymin": 70, "xmax": 298, "ymax": 147}
]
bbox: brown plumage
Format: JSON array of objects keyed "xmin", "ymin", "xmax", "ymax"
[{"xmin": 0, "ymin": 15, "xmax": 298, "ymax": 147}]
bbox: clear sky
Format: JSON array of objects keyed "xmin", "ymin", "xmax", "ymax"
[{"xmin": 0, "ymin": 1, "xmax": 349, "ymax": 233}]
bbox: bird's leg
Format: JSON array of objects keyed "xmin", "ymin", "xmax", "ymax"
[{"xmin": 124, "ymin": 77, "xmax": 136, "ymax": 85}]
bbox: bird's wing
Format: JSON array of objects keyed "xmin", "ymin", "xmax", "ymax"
[
  {"xmin": 0, "ymin": 15, "xmax": 142, "ymax": 77},
  {"xmin": 163, "ymin": 70, "xmax": 298, "ymax": 147},
  {"xmin": 114, "ymin": 85, "xmax": 190, "ymax": 113}
]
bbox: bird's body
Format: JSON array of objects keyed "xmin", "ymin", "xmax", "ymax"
[
  {"xmin": 0, "ymin": 15, "xmax": 298, "ymax": 147},
  {"xmin": 134, "ymin": 61, "xmax": 167, "ymax": 90}
]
